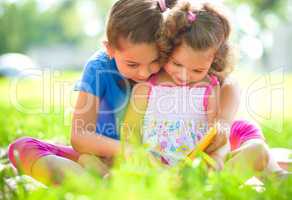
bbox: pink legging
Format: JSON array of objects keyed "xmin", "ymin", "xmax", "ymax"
[{"xmin": 8, "ymin": 120, "xmax": 264, "ymax": 173}]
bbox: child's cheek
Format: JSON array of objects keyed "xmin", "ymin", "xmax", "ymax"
[
  {"xmin": 117, "ymin": 64, "xmax": 134, "ymax": 79},
  {"xmin": 153, "ymin": 64, "xmax": 162, "ymax": 74},
  {"xmin": 164, "ymin": 63, "xmax": 174, "ymax": 75}
]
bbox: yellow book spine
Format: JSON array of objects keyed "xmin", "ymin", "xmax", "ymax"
[{"xmin": 187, "ymin": 127, "xmax": 217, "ymax": 160}]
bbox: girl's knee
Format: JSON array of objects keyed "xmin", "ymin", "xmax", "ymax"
[
  {"xmin": 8, "ymin": 137, "xmax": 41, "ymax": 173},
  {"xmin": 9, "ymin": 137, "xmax": 36, "ymax": 150},
  {"xmin": 8, "ymin": 137, "xmax": 31, "ymax": 162},
  {"xmin": 245, "ymin": 140, "xmax": 269, "ymax": 171},
  {"xmin": 78, "ymin": 154, "xmax": 101, "ymax": 167},
  {"xmin": 9, "ymin": 136, "xmax": 36, "ymax": 154},
  {"xmin": 78, "ymin": 154, "xmax": 109, "ymax": 176}
]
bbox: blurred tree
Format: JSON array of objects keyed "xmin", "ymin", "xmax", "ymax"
[
  {"xmin": 226, "ymin": 0, "xmax": 289, "ymax": 27},
  {"xmin": 0, "ymin": 0, "xmax": 85, "ymax": 54},
  {"xmin": 0, "ymin": 0, "xmax": 288, "ymax": 54}
]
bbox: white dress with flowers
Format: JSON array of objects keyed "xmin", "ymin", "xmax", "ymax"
[{"xmin": 142, "ymin": 74, "xmax": 219, "ymax": 166}]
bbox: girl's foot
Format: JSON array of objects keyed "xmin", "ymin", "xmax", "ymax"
[
  {"xmin": 259, "ymin": 170, "xmax": 291, "ymax": 182},
  {"xmin": 270, "ymin": 148, "xmax": 292, "ymax": 171},
  {"xmin": 273, "ymin": 170, "xmax": 292, "ymax": 180}
]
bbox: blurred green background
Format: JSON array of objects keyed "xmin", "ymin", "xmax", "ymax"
[
  {"xmin": 0, "ymin": 0, "xmax": 291, "ymax": 70},
  {"xmin": 0, "ymin": 0, "xmax": 292, "ymax": 199}
]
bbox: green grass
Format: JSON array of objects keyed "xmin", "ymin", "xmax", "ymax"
[{"xmin": 0, "ymin": 70, "xmax": 291, "ymax": 199}]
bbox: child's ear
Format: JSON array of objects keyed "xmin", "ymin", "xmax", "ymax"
[{"xmin": 103, "ymin": 41, "xmax": 115, "ymax": 59}]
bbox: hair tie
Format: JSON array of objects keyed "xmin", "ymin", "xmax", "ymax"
[
  {"xmin": 157, "ymin": 0, "xmax": 167, "ymax": 12},
  {"xmin": 187, "ymin": 11, "xmax": 197, "ymax": 22}
]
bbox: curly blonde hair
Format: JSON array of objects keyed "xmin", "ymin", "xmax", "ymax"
[{"xmin": 159, "ymin": 1, "xmax": 234, "ymax": 81}]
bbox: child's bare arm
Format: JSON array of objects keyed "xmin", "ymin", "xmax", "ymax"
[
  {"xmin": 71, "ymin": 91, "xmax": 121, "ymax": 157},
  {"xmin": 209, "ymin": 142, "xmax": 230, "ymax": 170},
  {"xmin": 206, "ymin": 86, "xmax": 229, "ymax": 170},
  {"xmin": 205, "ymin": 79, "xmax": 240, "ymax": 154},
  {"xmin": 206, "ymin": 85, "xmax": 227, "ymax": 151},
  {"xmin": 218, "ymin": 77, "xmax": 240, "ymax": 123},
  {"xmin": 205, "ymin": 85, "xmax": 229, "ymax": 158}
]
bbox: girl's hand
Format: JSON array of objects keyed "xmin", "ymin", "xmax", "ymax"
[
  {"xmin": 209, "ymin": 153, "xmax": 224, "ymax": 171},
  {"xmin": 205, "ymin": 121, "xmax": 230, "ymax": 154}
]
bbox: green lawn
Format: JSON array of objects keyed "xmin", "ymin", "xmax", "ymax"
[{"xmin": 0, "ymin": 70, "xmax": 291, "ymax": 199}]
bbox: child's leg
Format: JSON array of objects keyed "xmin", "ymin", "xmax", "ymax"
[
  {"xmin": 8, "ymin": 137, "xmax": 84, "ymax": 185},
  {"xmin": 226, "ymin": 139, "xmax": 291, "ymax": 180},
  {"xmin": 270, "ymin": 148, "xmax": 292, "ymax": 171},
  {"xmin": 78, "ymin": 154, "xmax": 111, "ymax": 176},
  {"xmin": 227, "ymin": 120, "xmax": 285, "ymax": 175},
  {"xmin": 226, "ymin": 139, "xmax": 269, "ymax": 173},
  {"xmin": 31, "ymin": 155, "xmax": 84, "ymax": 185}
]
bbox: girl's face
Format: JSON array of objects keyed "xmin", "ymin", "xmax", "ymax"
[
  {"xmin": 106, "ymin": 37, "xmax": 161, "ymax": 82},
  {"xmin": 164, "ymin": 41, "xmax": 216, "ymax": 85}
]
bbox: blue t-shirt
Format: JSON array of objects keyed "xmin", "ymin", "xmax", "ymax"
[{"xmin": 74, "ymin": 51, "xmax": 131, "ymax": 140}]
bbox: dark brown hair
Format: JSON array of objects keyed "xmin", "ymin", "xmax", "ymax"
[
  {"xmin": 159, "ymin": 1, "xmax": 234, "ymax": 81},
  {"xmin": 106, "ymin": 0, "xmax": 177, "ymax": 49}
]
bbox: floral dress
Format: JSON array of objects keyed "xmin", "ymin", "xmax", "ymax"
[{"xmin": 142, "ymin": 74, "xmax": 219, "ymax": 166}]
